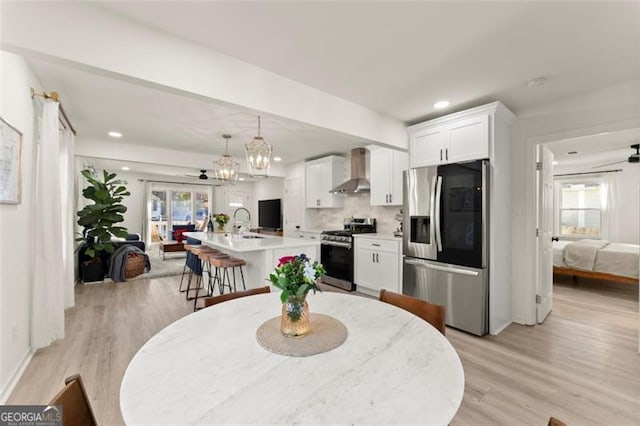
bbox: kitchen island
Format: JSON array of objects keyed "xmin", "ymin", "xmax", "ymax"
[{"xmin": 183, "ymin": 232, "xmax": 320, "ymax": 289}]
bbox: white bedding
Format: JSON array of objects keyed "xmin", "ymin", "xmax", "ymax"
[
  {"xmin": 552, "ymin": 240, "xmax": 639, "ymax": 279},
  {"xmin": 553, "ymin": 241, "xmax": 569, "ymax": 267},
  {"xmin": 595, "ymin": 243, "xmax": 639, "ymax": 279}
]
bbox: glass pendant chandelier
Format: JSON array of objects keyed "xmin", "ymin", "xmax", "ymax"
[
  {"xmin": 245, "ymin": 116, "xmax": 273, "ymax": 177},
  {"xmin": 214, "ymin": 134, "xmax": 239, "ymax": 185}
]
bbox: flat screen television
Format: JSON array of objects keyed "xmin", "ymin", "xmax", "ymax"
[{"xmin": 258, "ymin": 199, "xmax": 282, "ymax": 230}]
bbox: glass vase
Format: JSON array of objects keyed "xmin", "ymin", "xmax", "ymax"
[{"xmin": 281, "ymin": 295, "xmax": 310, "ymax": 337}]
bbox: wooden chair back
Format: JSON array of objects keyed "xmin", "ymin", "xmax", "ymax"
[
  {"xmin": 548, "ymin": 417, "xmax": 567, "ymax": 426},
  {"xmin": 49, "ymin": 374, "xmax": 97, "ymax": 426},
  {"xmin": 204, "ymin": 286, "xmax": 271, "ymax": 307},
  {"xmin": 379, "ymin": 289, "xmax": 446, "ymax": 335}
]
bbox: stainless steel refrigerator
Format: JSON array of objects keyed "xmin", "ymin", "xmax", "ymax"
[{"xmin": 403, "ymin": 159, "xmax": 489, "ymax": 336}]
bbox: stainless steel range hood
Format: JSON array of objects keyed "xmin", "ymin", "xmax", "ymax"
[{"xmin": 330, "ymin": 148, "xmax": 370, "ymax": 194}]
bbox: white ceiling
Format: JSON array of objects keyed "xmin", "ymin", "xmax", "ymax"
[
  {"xmin": 80, "ymin": 156, "xmax": 267, "ymax": 183},
  {"xmin": 547, "ymin": 127, "xmax": 640, "ymax": 168},
  {"xmin": 100, "ymin": 1, "xmax": 640, "ymax": 122},
  {"xmin": 22, "ymin": 1, "xmax": 640, "ymax": 171},
  {"xmin": 26, "ymin": 58, "xmax": 370, "ymax": 165}
]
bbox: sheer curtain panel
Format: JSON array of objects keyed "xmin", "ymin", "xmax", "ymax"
[{"xmin": 31, "ymin": 101, "xmax": 66, "ymax": 349}]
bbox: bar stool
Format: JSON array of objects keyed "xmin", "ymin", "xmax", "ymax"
[
  {"xmin": 183, "ymin": 245, "xmax": 219, "ymax": 301},
  {"xmin": 194, "ymin": 250, "xmax": 230, "ymax": 311},
  {"xmin": 209, "ymin": 257, "xmax": 247, "ymax": 294},
  {"xmin": 178, "ymin": 243, "xmax": 201, "ymax": 293}
]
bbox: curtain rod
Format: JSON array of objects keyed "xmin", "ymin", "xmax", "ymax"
[
  {"xmin": 554, "ymin": 169, "xmax": 622, "ymax": 177},
  {"xmin": 30, "ymin": 88, "xmax": 77, "ymax": 135},
  {"xmin": 139, "ymin": 178, "xmax": 218, "ymax": 187}
]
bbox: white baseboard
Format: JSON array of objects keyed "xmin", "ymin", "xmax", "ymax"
[
  {"xmin": 0, "ymin": 348, "xmax": 34, "ymax": 404},
  {"xmin": 490, "ymin": 320, "xmax": 513, "ymax": 336}
]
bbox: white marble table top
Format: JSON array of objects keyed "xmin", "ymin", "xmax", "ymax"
[
  {"xmin": 183, "ymin": 231, "xmax": 320, "ymax": 253},
  {"xmin": 120, "ymin": 292, "xmax": 465, "ymax": 425}
]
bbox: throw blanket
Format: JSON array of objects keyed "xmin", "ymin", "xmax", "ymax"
[
  {"xmin": 108, "ymin": 245, "xmax": 150, "ymax": 282},
  {"xmin": 563, "ymin": 239, "xmax": 610, "ymax": 271}
]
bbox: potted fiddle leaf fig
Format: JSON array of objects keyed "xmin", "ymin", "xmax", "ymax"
[{"xmin": 76, "ymin": 169, "xmax": 130, "ymax": 282}]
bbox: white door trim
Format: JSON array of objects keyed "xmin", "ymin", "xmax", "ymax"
[{"xmin": 522, "ymin": 117, "xmax": 640, "ymax": 326}]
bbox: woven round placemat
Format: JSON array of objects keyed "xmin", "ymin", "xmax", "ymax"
[{"xmin": 256, "ymin": 314, "xmax": 348, "ymax": 357}]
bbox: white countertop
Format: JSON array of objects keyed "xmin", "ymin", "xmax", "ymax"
[
  {"xmin": 120, "ymin": 292, "xmax": 465, "ymax": 424},
  {"xmin": 353, "ymin": 233, "xmax": 403, "ymax": 241},
  {"xmin": 184, "ymin": 231, "xmax": 320, "ymax": 253}
]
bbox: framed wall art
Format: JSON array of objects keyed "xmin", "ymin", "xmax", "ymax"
[{"xmin": 0, "ymin": 116, "xmax": 24, "ymax": 204}]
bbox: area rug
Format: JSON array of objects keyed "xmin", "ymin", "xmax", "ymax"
[{"xmin": 85, "ymin": 252, "xmax": 186, "ymax": 284}]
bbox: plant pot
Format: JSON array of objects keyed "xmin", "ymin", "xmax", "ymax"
[
  {"xmin": 281, "ymin": 295, "xmax": 310, "ymax": 337},
  {"xmin": 81, "ymin": 261, "xmax": 105, "ymax": 283}
]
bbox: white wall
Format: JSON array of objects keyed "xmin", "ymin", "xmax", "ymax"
[
  {"xmin": 554, "ymin": 161, "xmax": 639, "ymax": 244},
  {"xmin": 0, "ymin": 51, "xmax": 41, "ymax": 401}
]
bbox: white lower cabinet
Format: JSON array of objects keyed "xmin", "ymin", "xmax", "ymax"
[{"xmin": 354, "ymin": 236, "xmax": 402, "ymax": 296}]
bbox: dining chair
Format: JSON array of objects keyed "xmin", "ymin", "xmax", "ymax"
[
  {"xmin": 203, "ymin": 286, "xmax": 271, "ymax": 308},
  {"xmin": 379, "ymin": 289, "xmax": 446, "ymax": 335},
  {"xmin": 548, "ymin": 417, "xmax": 567, "ymax": 426},
  {"xmin": 49, "ymin": 374, "xmax": 97, "ymax": 426}
]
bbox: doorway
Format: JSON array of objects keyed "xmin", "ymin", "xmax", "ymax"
[
  {"xmin": 148, "ymin": 185, "xmax": 212, "ymax": 245},
  {"xmin": 534, "ymin": 128, "xmax": 640, "ymax": 325}
]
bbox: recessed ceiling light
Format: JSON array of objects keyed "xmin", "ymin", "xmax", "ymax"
[
  {"xmin": 567, "ymin": 151, "xmax": 578, "ymax": 155},
  {"xmin": 239, "ymin": 177, "xmax": 245, "ymax": 181},
  {"xmin": 552, "ymin": 161, "xmax": 559, "ymax": 165},
  {"xmin": 108, "ymin": 131, "xmax": 122, "ymax": 138},
  {"xmin": 121, "ymin": 166, "xmax": 130, "ymax": 171},
  {"xmin": 433, "ymin": 100, "xmax": 450, "ymax": 109},
  {"xmin": 273, "ymin": 156, "xmax": 282, "ymax": 162}
]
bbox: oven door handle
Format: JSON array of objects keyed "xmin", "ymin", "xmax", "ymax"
[{"xmin": 321, "ymin": 241, "xmax": 352, "ymax": 249}]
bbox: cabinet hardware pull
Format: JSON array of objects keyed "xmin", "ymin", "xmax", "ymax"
[
  {"xmin": 440, "ymin": 149, "xmax": 443, "ymax": 161},
  {"xmin": 372, "ymin": 253, "xmax": 375, "ymax": 263},
  {"xmin": 376, "ymin": 253, "xmax": 379, "ymax": 263},
  {"xmin": 446, "ymin": 148, "xmax": 449, "ymax": 161},
  {"xmin": 372, "ymin": 243, "xmax": 381, "ymax": 247},
  {"xmin": 390, "ymin": 194, "xmax": 392, "ymax": 203}
]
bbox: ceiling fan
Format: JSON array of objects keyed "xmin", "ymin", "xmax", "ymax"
[
  {"xmin": 185, "ymin": 169, "xmax": 209, "ymax": 180},
  {"xmin": 592, "ymin": 144, "xmax": 640, "ymax": 169}
]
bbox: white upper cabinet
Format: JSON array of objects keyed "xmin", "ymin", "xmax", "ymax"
[
  {"xmin": 409, "ymin": 126, "xmax": 447, "ymax": 167},
  {"xmin": 305, "ymin": 156, "xmax": 345, "ymax": 208},
  {"xmin": 408, "ymin": 103, "xmax": 501, "ymax": 168},
  {"xmin": 369, "ymin": 147, "xmax": 408, "ymax": 206},
  {"xmin": 447, "ymin": 114, "xmax": 489, "ymax": 163}
]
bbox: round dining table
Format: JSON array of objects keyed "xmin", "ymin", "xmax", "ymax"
[{"xmin": 120, "ymin": 292, "xmax": 465, "ymax": 425}]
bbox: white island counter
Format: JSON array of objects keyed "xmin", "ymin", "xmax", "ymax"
[{"xmin": 183, "ymin": 232, "xmax": 320, "ymax": 289}]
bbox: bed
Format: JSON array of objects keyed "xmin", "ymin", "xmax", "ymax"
[{"xmin": 552, "ymin": 239, "xmax": 639, "ymax": 284}]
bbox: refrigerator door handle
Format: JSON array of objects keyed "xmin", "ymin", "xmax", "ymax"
[
  {"xmin": 434, "ymin": 176, "xmax": 443, "ymax": 252},
  {"xmin": 430, "ymin": 175, "xmax": 437, "ymax": 248},
  {"xmin": 404, "ymin": 258, "xmax": 479, "ymax": 277}
]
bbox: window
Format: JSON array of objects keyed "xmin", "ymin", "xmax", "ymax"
[
  {"xmin": 147, "ymin": 186, "xmax": 212, "ymax": 244},
  {"xmin": 558, "ymin": 181, "xmax": 603, "ymax": 238}
]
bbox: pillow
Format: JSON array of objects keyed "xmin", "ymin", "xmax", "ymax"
[{"xmin": 173, "ymin": 229, "xmax": 188, "ymax": 243}]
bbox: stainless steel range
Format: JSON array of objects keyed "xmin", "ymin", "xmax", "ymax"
[{"xmin": 321, "ymin": 218, "xmax": 376, "ymax": 291}]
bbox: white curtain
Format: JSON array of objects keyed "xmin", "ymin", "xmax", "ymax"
[
  {"xmin": 601, "ymin": 173, "xmax": 618, "ymax": 242},
  {"xmin": 142, "ymin": 180, "xmax": 150, "ymax": 245},
  {"xmin": 59, "ymin": 128, "xmax": 76, "ymax": 309},
  {"xmin": 31, "ymin": 101, "xmax": 66, "ymax": 349}
]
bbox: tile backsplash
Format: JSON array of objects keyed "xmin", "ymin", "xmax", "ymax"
[
  {"xmin": 306, "ymin": 193, "xmax": 402, "ymax": 235},
  {"xmin": 304, "ymin": 149, "xmax": 403, "ymax": 236}
]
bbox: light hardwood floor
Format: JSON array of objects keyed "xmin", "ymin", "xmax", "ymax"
[{"xmin": 8, "ymin": 277, "xmax": 640, "ymax": 425}]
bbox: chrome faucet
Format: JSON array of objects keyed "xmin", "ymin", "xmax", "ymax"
[{"xmin": 233, "ymin": 207, "xmax": 251, "ymax": 233}]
